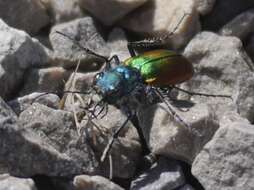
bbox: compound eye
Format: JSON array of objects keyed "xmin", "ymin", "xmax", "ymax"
[{"xmin": 94, "ymin": 72, "xmax": 104, "ymax": 82}]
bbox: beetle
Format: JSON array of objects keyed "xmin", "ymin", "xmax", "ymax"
[
  {"xmin": 93, "ymin": 47, "xmax": 195, "ymax": 162},
  {"xmin": 54, "ymin": 14, "xmax": 231, "ymax": 163},
  {"xmin": 56, "ymin": 29, "xmax": 231, "ymax": 164}
]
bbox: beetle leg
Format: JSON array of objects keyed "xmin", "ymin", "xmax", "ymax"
[
  {"xmin": 127, "ymin": 12, "xmax": 190, "ymax": 57},
  {"xmin": 105, "ymin": 54, "xmax": 121, "ymax": 70},
  {"xmin": 100, "ymin": 113, "xmax": 132, "ymax": 162},
  {"xmin": 127, "ymin": 39, "xmax": 163, "ymax": 57},
  {"xmin": 153, "ymin": 88, "xmax": 192, "ymax": 131},
  {"xmin": 154, "ymin": 88, "xmax": 204, "ymax": 137},
  {"xmin": 172, "ymin": 85, "xmax": 232, "ymax": 99},
  {"xmin": 55, "ymin": 31, "xmax": 109, "ymax": 62},
  {"xmin": 127, "ymin": 42, "xmax": 137, "ymax": 57},
  {"xmin": 165, "ymin": 12, "xmax": 190, "ymax": 38}
]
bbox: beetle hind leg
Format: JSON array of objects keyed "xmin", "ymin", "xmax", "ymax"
[
  {"xmin": 127, "ymin": 38, "xmax": 164, "ymax": 57},
  {"xmin": 127, "ymin": 12, "xmax": 190, "ymax": 57},
  {"xmin": 154, "ymin": 88, "xmax": 201, "ymax": 136},
  {"xmin": 172, "ymin": 86, "xmax": 232, "ymax": 99}
]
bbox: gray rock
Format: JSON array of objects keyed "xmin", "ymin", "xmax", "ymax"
[
  {"xmin": 20, "ymin": 67, "xmax": 71, "ymax": 96},
  {"xmin": 108, "ymin": 28, "xmax": 130, "ymax": 62},
  {"xmin": 130, "ymin": 157, "xmax": 185, "ymax": 190},
  {"xmin": 7, "ymin": 92, "xmax": 60, "ymax": 115},
  {"xmin": 192, "ymin": 122, "xmax": 254, "ymax": 190},
  {"xmin": 41, "ymin": 0, "xmax": 85, "ymax": 24},
  {"xmin": 18, "ymin": 103, "xmax": 98, "ymax": 176},
  {"xmin": 219, "ymin": 9, "xmax": 254, "ymax": 41},
  {"xmin": 120, "ymin": 0, "xmax": 200, "ymax": 49},
  {"xmin": 0, "ymin": 174, "xmax": 37, "ymax": 190},
  {"xmin": 0, "ymin": 97, "xmax": 97, "ymax": 177},
  {"xmin": 219, "ymin": 111, "xmax": 250, "ymax": 126},
  {"xmin": 0, "ymin": 19, "xmax": 49, "ymax": 99},
  {"xmin": 73, "ymin": 175, "xmax": 124, "ymax": 190},
  {"xmin": 183, "ymin": 32, "xmax": 254, "ymax": 122},
  {"xmin": 78, "ymin": 0, "xmax": 148, "ymax": 26},
  {"xmin": 138, "ymin": 102, "xmax": 219, "ymax": 163},
  {"xmin": 0, "ymin": 0, "xmax": 49, "ymax": 34},
  {"xmin": 194, "ymin": 0, "xmax": 216, "ymax": 15},
  {"xmin": 233, "ymin": 72, "xmax": 254, "ymax": 123},
  {"xmin": 50, "ymin": 17, "xmax": 110, "ymax": 69},
  {"xmin": 202, "ymin": 0, "xmax": 254, "ymax": 31}
]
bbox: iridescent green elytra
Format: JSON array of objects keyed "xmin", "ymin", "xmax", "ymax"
[{"xmin": 123, "ymin": 49, "xmax": 194, "ymax": 86}]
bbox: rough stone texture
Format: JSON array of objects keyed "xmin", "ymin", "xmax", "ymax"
[
  {"xmin": 138, "ymin": 103, "xmax": 219, "ymax": 163},
  {"xmin": 120, "ymin": 0, "xmax": 200, "ymax": 49},
  {"xmin": 0, "ymin": 0, "xmax": 50, "ymax": 34},
  {"xmin": 130, "ymin": 157, "xmax": 185, "ymax": 190},
  {"xmin": 18, "ymin": 103, "xmax": 98, "ymax": 176},
  {"xmin": 50, "ymin": 17, "xmax": 110, "ymax": 69},
  {"xmin": 7, "ymin": 92, "xmax": 60, "ymax": 115},
  {"xmin": 20, "ymin": 67, "xmax": 71, "ymax": 96},
  {"xmin": 0, "ymin": 19, "xmax": 49, "ymax": 99},
  {"xmin": 0, "ymin": 98, "xmax": 97, "ymax": 177},
  {"xmin": 41, "ymin": 0, "xmax": 85, "ymax": 24},
  {"xmin": 219, "ymin": 9, "xmax": 254, "ymax": 41},
  {"xmin": 79, "ymin": 0, "xmax": 147, "ymax": 26},
  {"xmin": 194, "ymin": 0, "xmax": 216, "ymax": 15},
  {"xmin": 192, "ymin": 122, "xmax": 254, "ymax": 190},
  {"xmin": 202, "ymin": 0, "xmax": 254, "ymax": 31},
  {"xmin": 246, "ymin": 34, "xmax": 254, "ymax": 63},
  {"xmin": 73, "ymin": 175, "xmax": 124, "ymax": 190},
  {"xmin": 219, "ymin": 111, "xmax": 250, "ymax": 127},
  {"xmin": 183, "ymin": 32, "xmax": 254, "ymax": 122},
  {"xmin": 81, "ymin": 105, "xmax": 142, "ymax": 179},
  {"xmin": 0, "ymin": 174, "xmax": 37, "ymax": 190},
  {"xmin": 108, "ymin": 28, "xmax": 130, "ymax": 62},
  {"xmin": 64, "ymin": 72, "xmax": 95, "ymax": 92},
  {"xmin": 233, "ymin": 72, "xmax": 254, "ymax": 123}
]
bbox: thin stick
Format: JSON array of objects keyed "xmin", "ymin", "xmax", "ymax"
[
  {"xmin": 109, "ymin": 155, "xmax": 113, "ymax": 180},
  {"xmin": 70, "ymin": 59, "xmax": 82, "ymax": 135},
  {"xmin": 60, "ymin": 57, "xmax": 81, "ymax": 109}
]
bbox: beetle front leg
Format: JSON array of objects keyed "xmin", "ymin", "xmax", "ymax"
[
  {"xmin": 55, "ymin": 31, "xmax": 109, "ymax": 62},
  {"xmin": 100, "ymin": 113, "xmax": 132, "ymax": 162},
  {"xmin": 105, "ymin": 54, "xmax": 121, "ymax": 70}
]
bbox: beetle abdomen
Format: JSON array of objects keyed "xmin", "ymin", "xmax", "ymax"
[{"xmin": 124, "ymin": 50, "xmax": 194, "ymax": 86}]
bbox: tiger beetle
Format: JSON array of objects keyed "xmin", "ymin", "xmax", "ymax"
[{"xmin": 54, "ymin": 14, "xmax": 231, "ymax": 164}]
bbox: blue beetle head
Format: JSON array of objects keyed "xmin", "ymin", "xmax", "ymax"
[{"xmin": 94, "ymin": 70, "xmax": 124, "ymax": 103}]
